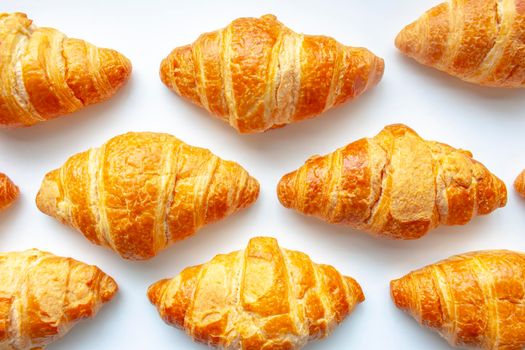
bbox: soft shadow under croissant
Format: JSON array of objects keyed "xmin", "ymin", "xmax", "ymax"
[
  {"xmin": 396, "ymin": 0, "xmax": 525, "ymax": 87},
  {"xmin": 0, "ymin": 12, "xmax": 132, "ymax": 127},
  {"xmin": 36, "ymin": 132, "xmax": 260, "ymax": 260},
  {"xmin": 277, "ymin": 124, "xmax": 507, "ymax": 239},
  {"xmin": 160, "ymin": 14, "xmax": 384, "ymax": 134},
  {"xmin": 148, "ymin": 236, "xmax": 364, "ymax": 350},
  {"xmin": 0, "ymin": 249, "xmax": 117, "ymax": 349},
  {"xmin": 391, "ymin": 250, "xmax": 525, "ymax": 349}
]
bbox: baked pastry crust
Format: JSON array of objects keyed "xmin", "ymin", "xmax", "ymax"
[
  {"xmin": 396, "ymin": 0, "xmax": 525, "ymax": 87},
  {"xmin": 391, "ymin": 250, "xmax": 525, "ymax": 349},
  {"xmin": 36, "ymin": 132, "xmax": 260, "ymax": 260},
  {"xmin": 148, "ymin": 236, "xmax": 364, "ymax": 350},
  {"xmin": 160, "ymin": 14, "xmax": 384, "ymax": 133},
  {"xmin": 277, "ymin": 124, "xmax": 507, "ymax": 239},
  {"xmin": 0, "ymin": 12, "xmax": 131, "ymax": 127},
  {"xmin": 0, "ymin": 173, "xmax": 19, "ymax": 211},
  {"xmin": 0, "ymin": 249, "xmax": 117, "ymax": 349}
]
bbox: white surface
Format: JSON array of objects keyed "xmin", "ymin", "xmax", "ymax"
[{"xmin": 1, "ymin": 0, "xmax": 524, "ymax": 349}]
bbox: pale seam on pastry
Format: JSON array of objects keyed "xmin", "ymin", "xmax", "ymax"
[
  {"xmin": 224, "ymin": 251, "xmax": 244, "ymax": 349},
  {"xmin": 366, "ymin": 141, "xmax": 391, "ymax": 231},
  {"xmin": 221, "ymin": 25, "xmax": 238, "ymax": 130},
  {"xmin": 274, "ymin": 32, "xmax": 302, "ymax": 126},
  {"xmin": 280, "ymin": 249, "xmax": 306, "ymax": 345},
  {"xmin": 192, "ymin": 155, "xmax": 219, "ymax": 229},
  {"xmin": 13, "ymin": 35, "xmax": 44, "ymax": 123},
  {"xmin": 264, "ymin": 29, "xmax": 284, "ymax": 130},
  {"xmin": 324, "ymin": 151, "xmax": 343, "ymax": 222},
  {"xmin": 432, "ymin": 265, "xmax": 456, "ymax": 343},
  {"xmin": 185, "ymin": 261, "xmax": 208, "ymax": 335},
  {"xmin": 324, "ymin": 43, "xmax": 343, "ymax": 111},
  {"xmin": 472, "ymin": 256, "xmax": 500, "ymax": 349},
  {"xmin": 10, "ymin": 254, "xmax": 44, "ymax": 349},
  {"xmin": 313, "ymin": 260, "xmax": 335, "ymax": 335},
  {"xmin": 295, "ymin": 159, "xmax": 309, "ymax": 212},
  {"xmin": 87, "ymin": 42, "xmax": 111, "ymax": 98},
  {"xmin": 58, "ymin": 162, "xmax": 73, "ymax": 225},
  {"xmin": 433, "ymin": 152, "xmax": 449, "ymax": 224},
  {"xmin": 90, "ymin": 146, "xmax": 112, "ymax": 249},
  {"xmin": 153, "ymin": 140, "xmax": 176, "ymax": 252},
  {"xmin": 477, "ymin": 0, "xmax": 516, "ymax": 81},
  {"xmin": 46, "ymin": 29, "xmax": 82, "ymax": 111},
  {"xmin": 193, "ymin": 42, "xmax": 211, "ymax": 112},
  {"xmin": 163, "ymin": 142, "xmax": 182, "ymax": 244},
  {"xmin": 439, "ymin": 0, "xmax": 464, "ymax": 71}
]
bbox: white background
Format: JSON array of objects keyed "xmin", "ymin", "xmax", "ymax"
[{"xmin": 1, "ymin": 1, "xmax": 524, "ymax": 349}]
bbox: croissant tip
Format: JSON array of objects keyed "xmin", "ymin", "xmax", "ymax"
[
  {"xmin": 346, "ymin": 276, "xmax": 365, "ymax": 303},
  {"xmin": 100, "ymin": 275, "xmax": 119, "ymax": 303},
  {"xmin": 390, "ymin": 278, "xmax": 409, "ymax": 310},
  {"xmin": 35, "ymin": 171, "xmax": 60, "ymax": 218},
  {"xmin": 0, "ymin": 174, "xmax": 19, "ymax": 211},
  {"xmin": 276, "ymin": 173, "xmax": 295, "ymax": 209},
  {"xmin": 147, "ymin": 279, "xmax": 168, "ymax": 305}
]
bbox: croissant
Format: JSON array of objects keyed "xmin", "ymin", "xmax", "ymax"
[
  {"xmin": 0, "ymin": 173, "xmax": 19, "ymax": 211},
  {"xmin": 160, "ymin": 14, "xmax": 384, "ymax": 134},
  {"xmin": 0, "ymin": 249, "xmax": 117, "ymax": 349},
  {"xmin": 396, "ymin": 0, "xmax": 525, "ymax": 87},
  {"xmin": 514, "ymin": 169, "xmax": 525, "ymax": 197},
  {"xmin": 391, "ymin": 250, "xmax": 525, "ymax": 349},
  {"xmin": 36, "ymin": 132, "xmax": 260, "ymax": 260},
  {"xmin": 148, "ymin": 236, "xmax": 364, "ymax": 350},
  {"xmin": 0, "ymin": 12, "xmax": 132, "ymax": 127},
  {"xmin": 277, "ymin": 124, "xmax": 507, "ymax": 239}
]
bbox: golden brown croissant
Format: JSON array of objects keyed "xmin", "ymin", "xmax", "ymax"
[
  {"xmin": 160, "ymin": 14, "xmax": 384, "ymax": 134},
  {"xmin": 396, "ymin": 0, "xmax": 525, "ymax": 87},
  {"xmin": 391, "ymin": 250, "xmax": 525, "ymax": 349},
  {"xmin": 0, "ymin": 12, "xmax": 132, "ymax": 127},
  {"xmin": 36, "ymin": 132, "xmax": 260, "ymax": 260},
  {"xmin": 514, "ymin": 169, "xmax": 525, "ymax": 197},
  {"xmin": 0, "ymin": 249, "xmax": 117, "ymax": 349},
  {"xmin": 0, "ymin": 173, "xmax": 19, "ymax": 211},
  {"xmin": 277, "ymin": 124, "xmax": 507, "ymax": 239},
  {"xmin": 148, "ymin": 236, "xmax": 364, "ymax": 350}
]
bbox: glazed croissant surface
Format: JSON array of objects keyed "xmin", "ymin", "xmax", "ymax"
[
  {"xmin": 0, "ymin": 173, "xmax": 19, "ymax": 211},
  {"xmin": 391, "ymin": 250, "xmax": 525, "ymax": 349},
  {"xmin": 0, "ymin": 12, "xmax": 131, "ymax": 127},
  {"xmin": 36, "ymin": 132, "xmax": 260, "ymax": 260},
  {"xmin": 0, "ymin": 249, "xmax": 117, "ymax": 349},
  {"xmin": 277, "ymin": 124, "xmax": 507, "ymax": 239},
  {"xmin": 161, "ymin": 14, "xmax": 384, "ymax": 134},
  {"xmin": 396, "ymin": 0, "xmax": 525, "ymax": 87},
  {"xmin": 148, "ymin": 236, "xmax": 364, "ymax": 350}
]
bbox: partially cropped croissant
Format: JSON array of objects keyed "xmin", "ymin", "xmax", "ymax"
[
  {"xmin": 396, "ymin": 0, "xmax": 525, "ymax": 87},
  {"xmin": 278, "ymin": 124, "xmax": 507, "ymax": 239},
  {"xmin": 391, "ymin": 250, "xmax": 525, "ymax": 349},
  {"xmin": 36, "ymin": 132, "xmax": 259, "ymax": 260},
  {"xmin": 0, "ymin": 173, "xmax": 19, "ymax": 211},
  {"xmin": 0, "ymin": 249, "xmax": 117, "ymax": 349},
  {"xmin": 160, "ymin": 14, "xmax": 384, "ymax": 134},
  {"xmin": 0, "ymin": 13, "xmax": 131, "ymax": 127},
  {"xmin": 148, "ymin": 236, "xmax": 364, "ymax": 350}
]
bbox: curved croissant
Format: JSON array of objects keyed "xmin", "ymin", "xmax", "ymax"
[
  {"xmin": 0, "ymin": 173, "xmax": 19, "ymax": 211},
  {"xmin": 277, "ymin": 124, "xmax": 507, "ymax": 239},
  {"xmin": 0, "ymin": 12, "xmax": 132, "ymax": 127},
  {"xmin": 36, "ymin": 132, "xmax": 260, "ymax": 260},
  {"xmin": 148, "ymin": 236, "xmax": 364, "ymax": 350},
  {"xmin": 396, "ymin": 0, "xmax": 525, "ymax": 87},
  {"xmin": 160, "ymin": 14, "xmax": 384, "ymax": 134},
  {"xmin": 0, "ymin": 249, "xmax": 117, "ymax": 349},
  {"xmin": 391, "ymin": 250, "xmax": 525, "ymax": 349}
]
